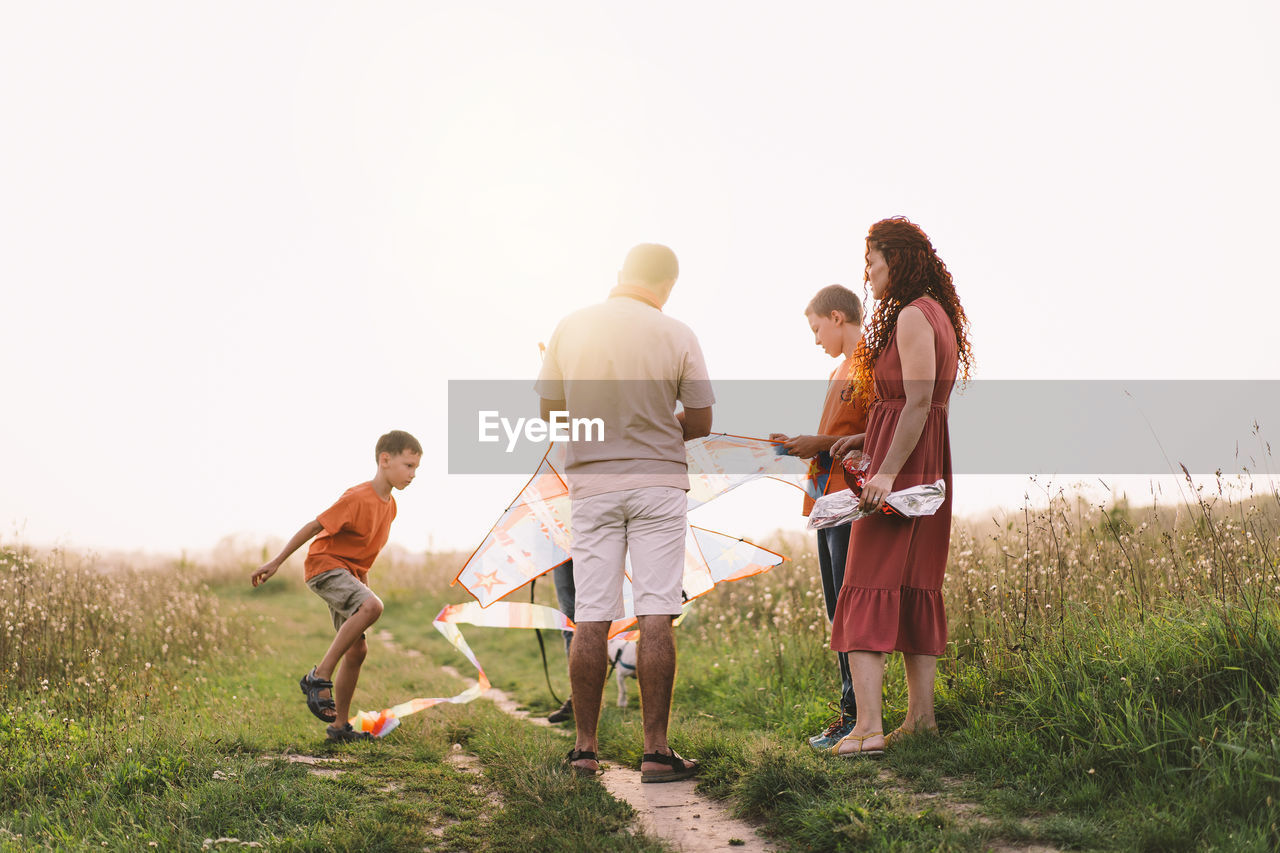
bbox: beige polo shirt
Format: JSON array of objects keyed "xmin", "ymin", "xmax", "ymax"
[{"xmin": 534, "ymin": 294, "xmax": 715, "ymax": 500}]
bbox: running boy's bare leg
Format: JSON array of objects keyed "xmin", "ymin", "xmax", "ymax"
[
  {"xmin": 315, "ymin": 596, "xmax": 384, "ymax": 680},
  {"xmin": 569, "ymin": 620, "xmax": 609, "ymax": 772},
  {"xmin": 331, "ymin": 637, "xmax": 368, "ymax": 727}
]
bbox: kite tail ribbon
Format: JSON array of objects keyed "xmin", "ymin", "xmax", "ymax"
[{"xmin": 349, "ymin": 601, "xmax": 572, "ymax": 736}]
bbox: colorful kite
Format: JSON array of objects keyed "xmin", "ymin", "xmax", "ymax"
[
  {"xmin": 349, "ymin": 528, "xmax": 789, "ymax": 736},
  {"xmin": 453, "ymin": 434, "xmax": 810, "ymax": 607}
]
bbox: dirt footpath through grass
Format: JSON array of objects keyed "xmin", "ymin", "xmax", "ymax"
[{"xmin": 437, "ymin": 658, "xmax": 776, "ymax": 852}]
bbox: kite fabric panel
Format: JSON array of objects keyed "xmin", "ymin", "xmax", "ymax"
[
  {"xmin": 683, "ymin": 433, "xmax": 812, "ymax": 508},
  {"xmin": 607, "ymin": 525, "xmax": 787, "ymax": 636},
  {"xmin": 456, "ymin": 453, "xmax": 572, "ymax": 606},
  {"xmin": 454, "ymin": 434, "xmax": 809, "ymax": 607}
]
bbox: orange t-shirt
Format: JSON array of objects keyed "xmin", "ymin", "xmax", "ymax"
[
  {"xmin": 802, "ymin": 358, "xmax": 870, "ymax": 516},
  {"xmin": 303, "ymin": 482, "xmax": 396, "ymax": 584}
]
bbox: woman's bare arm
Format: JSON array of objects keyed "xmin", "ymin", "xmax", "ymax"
[{"xmin": 859, "ymin": 306, "xmax": 935, "ymax": 510}]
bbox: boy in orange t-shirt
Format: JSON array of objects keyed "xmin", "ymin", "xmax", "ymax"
[
  {"xmin": 770, "ymin": 285, "xmax": 868, "ymax": 751},
  {"xmin": 251, "ymin": 430, "xmax": 422, "ymax": 741}
]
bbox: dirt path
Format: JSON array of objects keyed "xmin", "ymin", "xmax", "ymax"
[
  {"xmin": 598, "ymin": 769, "xmax": 773, "ymax": 852},
  {"xmin": 438, "ymin": 664, "xmax": 775, "ymax": 852}
]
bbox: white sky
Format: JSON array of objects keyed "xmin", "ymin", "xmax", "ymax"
[{"xmin": 3, "ymin": 2, "xmax": 1278, "ymax": 558}]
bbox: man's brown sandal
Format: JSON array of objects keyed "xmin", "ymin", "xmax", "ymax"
[
  {"xmin": 566, "ymin": 748, "xmax": 602, "ymax": 778},
  {"xmin": 640, "ymin": 750, "xmax": 700, "ymax": 783}
]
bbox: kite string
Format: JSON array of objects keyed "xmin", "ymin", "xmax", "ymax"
[{"xmin": 530, "ymin": 577, "xmax": 563, "ymax": 706}]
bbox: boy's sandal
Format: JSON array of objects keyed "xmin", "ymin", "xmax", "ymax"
[
  {"xmin": 640, "ymin": 750, "xmax": 700, "ymax": 783},
  {"xmin": 566, "ymin": 748, "xmax": 602, "ymax": 778},
  {"xmin": 299, "ymin": 668, "xmax": 338, "ymax": 723},
  {"xmin": 884, "ymin": 723, "xmax": 940, "ymax": 749},
  {"xmin": 326, "ymin": 722, "xmax": 374, "ymax": 742},
  {"xmin": 830, "ymin": 730, "xmax": 885, "ymax": 757}
]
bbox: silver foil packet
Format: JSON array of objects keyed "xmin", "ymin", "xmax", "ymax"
[{"xmin": 807, "ymin": 480, "xmax": 947, "ymax": 530}]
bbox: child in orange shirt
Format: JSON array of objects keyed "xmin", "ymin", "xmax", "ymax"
[
  {"xmin": 770, "ymin": 285, "xmax": 868, "ymax": 750},
  {"xmin": 251, "ymin": 430, "xmax": 422, "ymax": 741}
]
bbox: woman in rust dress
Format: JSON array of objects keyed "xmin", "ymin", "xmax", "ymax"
[{"xmin": 827, "ymin": 217, "xmax": 973, "ymax": 756}]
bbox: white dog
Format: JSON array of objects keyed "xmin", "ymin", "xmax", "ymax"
[{"xmin": 606, "ymin": 636, "xmax": 638, "ymax": 707}]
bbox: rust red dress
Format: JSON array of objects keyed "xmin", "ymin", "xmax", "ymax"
[{"xmin": 829, "ymin": 296, "xmax": 957, "ymax": 656}]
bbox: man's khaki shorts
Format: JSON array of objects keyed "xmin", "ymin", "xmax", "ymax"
[
  {"xmin": 571, "ymin": 486, "xmax": 687, "ymax": 622},
  {"xmin": 306, "ymin": 568, "xmax": 375, "ymax": 632}
]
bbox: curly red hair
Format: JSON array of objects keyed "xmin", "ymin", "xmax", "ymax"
[{"xmin": 852, "ymin": 217, "xmax": 973, "ymax": 405}]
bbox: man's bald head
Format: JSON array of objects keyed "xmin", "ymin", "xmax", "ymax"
[{"xmin": 619, "ymin": 243, "xmax": 679, "ymax": 289}]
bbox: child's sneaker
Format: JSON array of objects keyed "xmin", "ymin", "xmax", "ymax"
[{"xmin": 808, "ymin": 711, "xmax": 855, "ymax": 751}]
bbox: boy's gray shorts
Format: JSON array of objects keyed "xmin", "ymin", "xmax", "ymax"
[{"xmin": 306, "ymin": 568, "xmax": 375, "ymax": 633}]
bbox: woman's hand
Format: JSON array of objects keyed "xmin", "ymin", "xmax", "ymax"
[
  {"xmin": 830, "ymin": 433, "xmax": 865, "ymax": 461},
  {"xmin": 860, "ymin": 471, "xmax": 894, "ymax": 512}
]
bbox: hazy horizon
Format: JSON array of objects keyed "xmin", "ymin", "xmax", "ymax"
[{"xmin": 4, "ymin": 2, "xmax": 1277, "ymax": 558}]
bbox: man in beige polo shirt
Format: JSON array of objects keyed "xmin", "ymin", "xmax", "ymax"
[{"xmin": 535, "ymin": 243, "xmax": 714, "ymax": 782}]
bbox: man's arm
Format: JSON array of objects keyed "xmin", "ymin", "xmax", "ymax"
[
  {"xmin": 677, "ymin": 406, "xmax": 713, "ymax": 441},
  {"xmin": 251, "ymin": 519, "xmax": 324, "ymax": 587}
]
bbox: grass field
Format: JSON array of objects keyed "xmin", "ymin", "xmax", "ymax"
[{"xmin": 3, "ymin": 477, "xmax": 1279, "ymax": 851}]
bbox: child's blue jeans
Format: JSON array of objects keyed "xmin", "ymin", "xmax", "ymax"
[
  {"xmin": 553, "ymin": 560, "xmax": 575, "ymax": 657},
  {"xmin": 817, "ymin": 523, "xmax": 856, "ymax": 717}
]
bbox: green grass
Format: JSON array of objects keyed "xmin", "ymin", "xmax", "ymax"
[
  {"xmin": 6, "ymin": 477, "xmax": 1280, "ymax": 852},
  {"xmin": 636, "ymin": 591, "xmax": 1280, "ymax": 852},
  {"xmin": 0, "ymin": 564, "xmax": 665, "ymax": 852}
]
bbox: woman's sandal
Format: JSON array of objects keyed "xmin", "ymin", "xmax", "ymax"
[
  {"xmin": 883, "ymin": 723, "xmax": 940, "ymax": 749},
  {"xmin": 640, "ymin": 749, "xmax": 700, "ymax": 783},
  {"xmin": 299, "ymin": 668, "xmax": 337, "ymax": 723},
  {"xmin": 830, "ymin": 730, "xmax": 885, "ymax": 757},
  {"xmin": 566, "ymin": 748, "xmax": 603, "ymax": 778}
]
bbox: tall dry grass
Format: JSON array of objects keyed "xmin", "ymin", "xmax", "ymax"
[
  {"xmin": 0, "ymin": 547, "xmax": 236, "ymax": 720},
  {"xmin": 690, "ymin": 473, "xmax": 1280, "ymax": 664},
  {"xmin": 947, "ymin": 474, "xmax": 1280, "ymax": 663}
]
